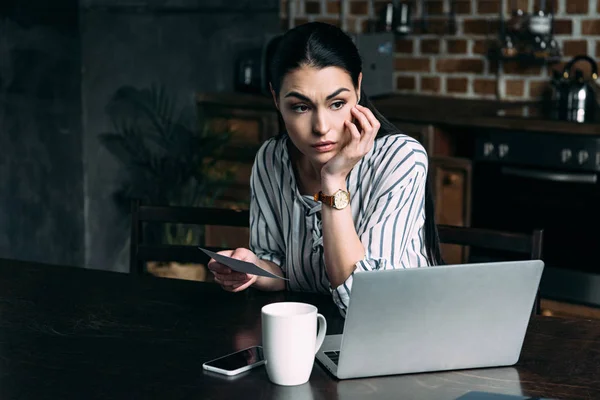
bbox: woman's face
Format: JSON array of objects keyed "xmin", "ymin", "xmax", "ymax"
[{"xmin": 275, "ymin": 65, "xmax": 361, "ymax": 166}]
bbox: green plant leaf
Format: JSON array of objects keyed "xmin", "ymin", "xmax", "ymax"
[{"xmin": 99, "ymin": 83, "xmax": 239, "ymax": 243}]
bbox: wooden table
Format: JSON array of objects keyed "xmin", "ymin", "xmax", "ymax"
[{"xmin": 0, "ymin": 258, "xmax": 598, "ymax": 399}]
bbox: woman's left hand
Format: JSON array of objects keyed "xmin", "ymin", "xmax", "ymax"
[{"xmin": 321, "ymin": 104, "xmax": 380, "ymax": 185}]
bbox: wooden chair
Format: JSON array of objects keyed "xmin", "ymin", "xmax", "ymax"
[
  {"xmin": 437, "ymin": 225, "xmax": 544, "ymax": 315},
  {"xmin": 129, "ymin": 199, "xmax": 250, "ymax": 276}
]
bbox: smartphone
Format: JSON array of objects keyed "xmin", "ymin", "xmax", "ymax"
[{"xmin": 202, "ymin": 345, "xmax": 265, "ymax": 376}]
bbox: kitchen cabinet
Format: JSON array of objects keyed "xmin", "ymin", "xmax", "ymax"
[
  {"xmin": 429, "ymin": 156, "xmax": 472, "ymax": 264},
  {"xmin": 197, "ymin": 93, "xmax": 279, "ymax": 249},
  {"xmin": 197, "ymin": 93, "xmax": 279, "ymax": 208},
  {"xmin": 391, "ymin": 120, "xmax": 472, "ymax": 265}
]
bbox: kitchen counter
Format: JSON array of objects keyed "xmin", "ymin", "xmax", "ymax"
[
  {"xmin": 371, "ymin": 94, "xmax": 600, "ymax": 136},
  {"xmin": 196, "ymin": 92, "xmax": 600, "ymax": 136}
]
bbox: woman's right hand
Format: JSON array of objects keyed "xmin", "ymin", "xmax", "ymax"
[{"xmin": 207, "ymin": 248, "xmax": 259, "ymax": 292}]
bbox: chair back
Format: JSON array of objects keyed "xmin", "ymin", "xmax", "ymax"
[
  {"xmin": 437, "ymin": 225, "xmax": 544, "ymax": 315},
  {"xmin": 130, "ymin": 199, "xmax": 250, "ymax": 276}
]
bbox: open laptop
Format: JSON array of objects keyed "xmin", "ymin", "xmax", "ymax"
[{"xmin": 316, "ymin": 260, "xmax": 544, "ymax": 379}]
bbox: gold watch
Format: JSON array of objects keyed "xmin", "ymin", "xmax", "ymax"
[{"xmin": 314, "ymin": 189, "xmax": 350, "ymax": 210}]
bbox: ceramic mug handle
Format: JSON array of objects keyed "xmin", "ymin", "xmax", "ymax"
[{"xmin": 314, "ymin": 313, "xmax": 327, "ymax": 354}]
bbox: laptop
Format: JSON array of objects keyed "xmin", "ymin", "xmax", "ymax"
[{"xmin": 315, "ymin": 260, "xmax": 544, "ymax": 380}]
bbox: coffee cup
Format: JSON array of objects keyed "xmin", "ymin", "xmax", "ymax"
[{"xmin": 261, "ymin": 302, "xmax": 327, "ymax": 386}]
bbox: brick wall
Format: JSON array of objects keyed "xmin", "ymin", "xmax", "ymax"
[{"xmin": 280, "ymin": 0, "xmax": 600, "ymax": 101}]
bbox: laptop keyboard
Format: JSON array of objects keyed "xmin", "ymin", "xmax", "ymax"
[{"xmin": 324, "ymin": 351, "xmax": 340, "ymax": 366}]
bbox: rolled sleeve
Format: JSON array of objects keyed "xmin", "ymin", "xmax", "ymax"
[{"xmin": 330, "ymin": 147, "xmax": 428, "ymax": 316}]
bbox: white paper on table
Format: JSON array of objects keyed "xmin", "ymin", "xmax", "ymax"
[{"xmin": 199, "ymin": 247, "xmax": 288, "ymax": 280}]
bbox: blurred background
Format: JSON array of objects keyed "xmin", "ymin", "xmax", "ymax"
[{"xmin": 1, "ymin": 0, "xmax": 599, "ymax": 318}]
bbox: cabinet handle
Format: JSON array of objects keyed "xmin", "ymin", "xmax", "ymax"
[
  {"xmin": 443, "ymin": 173, "xmax": 459, "ymax": 186},
  {"xmin": 501, "ymin": 166, "xmax": 597, "ymax": 184}
]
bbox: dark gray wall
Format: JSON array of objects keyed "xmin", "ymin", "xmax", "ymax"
[
  {"xmin": 0, "ymin": 0, "xmax": 279, "ymax": 271},
  {"xmin": 0, "ymin": 2, "xmax": 85, "ymax": 267},
  {"xmin": 80, "ymin": 0, "xmax": 279, "ymax": 272}
]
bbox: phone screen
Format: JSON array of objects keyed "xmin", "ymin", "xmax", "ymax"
[{"xmin": 205, "ymin": 346, "xmax": 264, "ymax": 371}]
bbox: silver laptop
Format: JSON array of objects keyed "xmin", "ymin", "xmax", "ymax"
[{"xmin": 316, "ymin": 260, "xmax": 544, "ymax": 380}]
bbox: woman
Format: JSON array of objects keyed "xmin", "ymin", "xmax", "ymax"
[{"xmin": 208, "ymin": 22, "xmax": 442, "ymax": 315}]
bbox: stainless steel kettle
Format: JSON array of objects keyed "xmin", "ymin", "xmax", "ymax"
[{"xmin": 555, "ymin": 55, "xmax": 600, "ymax": 123}]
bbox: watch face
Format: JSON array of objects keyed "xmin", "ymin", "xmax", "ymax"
[{"xmin": 334, "ymin": 190, "xmax": 349, "ymax": 209}]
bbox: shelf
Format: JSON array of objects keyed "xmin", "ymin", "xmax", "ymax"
[{"xmin": 487, "ymin": 49, "xmax": 562, "ymax": 65}]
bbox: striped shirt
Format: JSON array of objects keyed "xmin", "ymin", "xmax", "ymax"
[{"xmin": 249, "ymin": 133, "xmax": 431, "ymax": 315}]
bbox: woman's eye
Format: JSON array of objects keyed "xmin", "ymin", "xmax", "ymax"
[
  {"xmin": 291, "ymin": 104, "xmax": 309, "ymax": 113},
  {"xmin": 331, "ymin": 101, "xmax": 345, "ymax": 110}
]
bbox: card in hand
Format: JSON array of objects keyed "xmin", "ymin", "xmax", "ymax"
[{"xmin": 199, "ymin": 248, "xmax": 288, "ymax": 280}]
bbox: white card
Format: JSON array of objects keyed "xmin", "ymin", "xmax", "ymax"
[{"xmin": 199, "ymin": 248, "xmax": 288, "ymax": 280}]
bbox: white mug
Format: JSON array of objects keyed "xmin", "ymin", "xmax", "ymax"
[{"xmin": 261, "ymin": 302, "xmax": 327, "ymax": 386}]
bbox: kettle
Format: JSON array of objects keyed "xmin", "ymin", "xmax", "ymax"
[{"xmin": 546, "ymin": 55, "xmax": 600, "ymax": 123}]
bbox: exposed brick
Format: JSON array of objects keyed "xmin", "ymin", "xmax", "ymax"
[
  {"xmin": 474, "ymin": 78, "xmax": 496, "ymax": 95},
  {"xmin": 447, "ymin": 77, "xmax": 468, "ymax": 93},
  {"xmin": 582, "ymin": 20, "xmax": 600, "ymax": 35},
  {"xmin": 311, "ymin": 17, "xmax": 339, "ymax": 27},
  {"xmin": 426, "ymin": 1, "xmax": 444, "ymax": 14},
  {"xmin": 529, "ymin": 81, "xmax": 549, "ymax": 98},
  {"xmin": 421, "ymin": 39, "xmax": 441, "ymax": 54},
  {"xmin": 373, "ymin": 1, "xmax": 387, "ymax": 15},
  {"xmin": 305, "ymin": 1, "xmax": 321, "ymax": 14},
  {"xmin": 436, "ymin": 59, "xmax": 485, "ymax": 73},
  {"xmin": 350, "ymin": 1, "xmax": 369, "ymax": 15},
  {"xmin": 294, "ymin": 17, "xmax": 309, "ymax": 26},
  {"xmin": 503, "ymin": 63, "xmax": 543, "ymax": 75},
  {"xmin": 412, "ymin": 18, "xmax": 450, "ymax": 35},
  {"xmin": 478, "ymin": 1, "xmax": 501, "ymax": 14},
  {"xmin": 534, "ymin": 0, "xmax": 559, "ymax": 13},
  {"xmin": 563, "ymin": 40, "xmax": 588, "ymax": 57},
  {"xmin": 447, "ymin": 39, "xmax": 468, "ymax": 54},
  {"xmin": 345, "ymin": 17, "xmax": 360, "ymax": 34},
  {"xmin": 455, "ymin": 0, "xmax": 472, "ymax": 14},
  {"xmin": 463, "ymin": 19, "xmax": 500, "ymax": 35},
  {"xmin": 395, "ymin": 57, "xmax": 431, "ymax": 72},
  {"xmin": 395, "ymin": 39, "xmax": 414, "ymax": 54},
  {"xmin": 361, "ymin": 19, "xmax": 375, "ymax": 33},
  {"xmin": 473, "ymin": 39, "xmax": 489, "ymax": 55},
  {"xmin": 553, "ymin": 20, "xmax": 573, "ymax": 35},
  {"xmin": 506, "ymin": 0, "xmax": 528, "ymax": 13},
  {"xmin": 505, "ymin": 80, "xmax": 525, "ymax": 97},
  {"xmin": 327, "ymin": 1, "xmax": 340, "ymax": 14},
  {"xmin": 566, "ymin": 0, "xmax": 588, "ymax": 14},
  {"xmin": 421, "ymin": 76, "xmax": 441, "ymax": 92},
  {"xmin": 283, "ymin": 0, "xmax": 303, "ymax": 15},
  {"xmin": 396, "ymin": 76, "xmax": 416, "ymax": 90}
]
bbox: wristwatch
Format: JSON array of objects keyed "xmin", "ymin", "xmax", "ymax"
[{"xmin": 314, "ymin": 189, "xmax": 350, "ymax": 210}]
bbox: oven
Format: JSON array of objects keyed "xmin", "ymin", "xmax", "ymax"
[{"xmin": 471, "ymin": 129, "xmax": 600, "ymax": 307}]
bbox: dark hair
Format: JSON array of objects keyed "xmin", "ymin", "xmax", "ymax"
[{"xmin": 269, "ymin": 22, "xmax": 443, "ymax": 265}]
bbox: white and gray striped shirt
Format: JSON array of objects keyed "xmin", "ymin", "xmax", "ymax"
[{"xmin": 249, "ymin": 133, "xmax": 431, "ymax": 315}]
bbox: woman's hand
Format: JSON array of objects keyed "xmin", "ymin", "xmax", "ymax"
[
  {"xmin": 321, "ymin": 104, "xmax": 380, "ymax": 186},
  {"xmin": 207, "ymin": 248, "xmax": 259, "ymax": 292}
]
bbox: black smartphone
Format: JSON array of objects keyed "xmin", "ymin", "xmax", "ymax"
[{"xmin": 202, "ymin": 345, "xmax": 265, "ymax": 376}]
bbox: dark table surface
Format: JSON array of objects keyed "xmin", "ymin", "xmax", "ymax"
[{"xmin": 0, "ymin": 258, "xmax": 598, "ymax": 400}]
